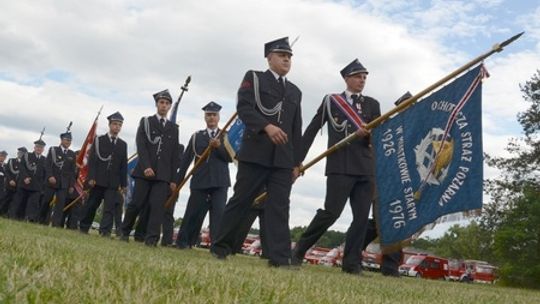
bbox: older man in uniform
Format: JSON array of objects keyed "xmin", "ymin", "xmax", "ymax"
[
  {"xmin": 291, "ymin": 59, "xmax": 381, "ymax": 275},
  {"xmin": 10, "ymin": 138, "xmax": 47, "ymax": 221},
  {"xmin": 39, "ymin": 126, "xmax": 77, "ymax": 227},
  {"xmin": 79, "ymin": 112, "xmax": 128, "ymax": 237},
  {"xmin": 0, "ymin": 148, "xmax": 26, "ymax": 216},
  {"xmin": 175, "ymin": 101, "xmax": 233, "ymax": 249},
  {"xmin": 121, "ymin": 90, "xmax": 181, "ymax": 246},
  {"xmin": 211, "ymin": 37, "xmax": 303, "ymax": 267}
]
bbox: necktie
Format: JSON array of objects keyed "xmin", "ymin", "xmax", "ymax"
[
  {"xmin": 277, "ymin": 76, "xmax": 285, "ymax": 96},
  {"xmin": 160, "ymin": 118, "xmax": 165, "ymax": 127},
  {"xmin": 63, "ymin": 149, "xmax": 67, "ymax": 156},
  {"xmin": 211, "ymin": 130, "xmax": 216, "ymax": 138},
  {"xmin": 351, "ymin": 94, "xmax": 362, "ymax": 113},
  {"xmin": 111, "ymin": 136, "xmax": 117, "ymax": 145},
  {"xmin": 351, "ymin": 94, "xmax": 359, "ymax": 104}
]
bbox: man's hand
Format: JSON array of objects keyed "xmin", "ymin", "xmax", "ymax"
[
  {"xmin": 144, "ymin": 168, "xmax": 155, "ymax": 178},
  {"xmin": 264, "ymin": 124, "xmax": 288, "ymax": 145},
  {"xmin": 48, "ymin": 176, "xmax": 57, "ymax": 185},
  {"xmin": 209, "ymin": 138, "xmax": 221, "ymax": 148},
  {"xmin": 120, "ymin": 187, "xmax": 127, "ymax": 195},
  {"xmin": 24, "ymin": 177, "xmax": 31, "ymax": 185},
  {"xmin": 355, "ymin": 126, "xmax": 370, "ymax": 138},
  {"xmin": 9, "ymin": 180, "xmax": 16, "ymax": 187},
  {"xmin": 88, "ymin": 179, "xmax": 96, "ymax": 188},
  {"xmin": 292, "ymin": 166, "xmax": 303, "ymax": 183},
  {"xmin": 169, "ymin": 182, "xmax": 177, "ymax": 193}
]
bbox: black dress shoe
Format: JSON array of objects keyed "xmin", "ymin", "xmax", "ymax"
[
  {"xmin": 382, "ymin": 271, "xmax": 401, "ymax": 278},
  {"xmin": 144, "ymin": 240, "xmax": 158, "ymax": 247},
  {"xmin": 342, "ymin": 267, "xmax": 363, "ymax": 275},
  {"xmin": 268, "ymin": 261, "xmax": 300, "ymax": 270},
  {"xmin": 291, "ymin": 254, "xmax": 303, "ymax": 266},
  {"xmin": 210, "ymin": 250, "xmax": 227, "ymax": 260}
]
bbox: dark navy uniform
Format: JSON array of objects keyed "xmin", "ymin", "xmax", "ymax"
[
  {"xmin": 0, "ymin": 148, "xmax": 26, "ymax": 216},
  {"xmin": 121, "ymin": 90, "xmax": 181, "ymax": 246},
  {"xmin": 40, "ymin": 131, "xmax": 77, "ymax": 226},
  {"xmin": 176, "ymin": 102, "xmax": 233, "ymax": 249},
  {"xmin": 364, "ymin": 218, "xmax": 401, "ymax": 277},
  {"xmin": 133, "ymin": 145, "xmax": 184, "ymax": 246},
  {"xmin": 10, "ymin": 142, "xmax": 47, "ymax": 221},
  {"xmin": 211, "ymin": 37, "xmax": 303, "ymax": 266},
  {"xmin": 232, "ymin": 198, "xmax": 268, "ymax": 258},
  {"xmin": 0, "ymin": 151, "xmax": 7, "ymax": 213},
  {"xmin": 80, "ymin": 112, "xmax": 128, "ymax": 236},
  {"xmin": 63, "ymin": 163, "xmax": 81, "ymax": 229},
  {"xmin": 292, "ymin": 59, "xmax": 381, "ymax": 274}
]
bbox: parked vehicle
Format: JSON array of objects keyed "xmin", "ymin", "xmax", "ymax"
[
  {"xmin": 399, "ymin": 255, "xmax": 449, "ymax": 280},
  {"xmin": 448, "ymin": 259, "xmax": 497, "ymax": 283},
  {"xmin": 472, "ymin": 263, "xmax": 497, "ymax": 284},
  {"xmin": 304, "ymin": 247, "xmax": 331, "ymax": 265},
  {"xmin": 247, "ymin": 239, "xmax": 262, "ymax": 256},
  {"xmin": 361, "ymin": 245, "xmax": 426, "ymax": 271},
  {"xmin": 197, "ymin": 228, "xmax": 211, "ymax": 248},
  {"xmin": 320, "ymin": 247, "xmax": 344, "ymax": 267},
  {"xmin": 241, "ymin": 234, "xmax": 259, "ymax": 254},
  {"xmin": 362, "ymin": 243, "xmax": 382, "ymax": 270}
]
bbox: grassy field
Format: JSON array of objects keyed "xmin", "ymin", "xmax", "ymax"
[{"xmin": 1, "ymin": 218, "xmax": 539, "ymax": 304}]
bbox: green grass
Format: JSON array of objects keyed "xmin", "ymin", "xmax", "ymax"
[{"xmin": 1, "ymin": 218, "xmax": 539, "ymax": 304}]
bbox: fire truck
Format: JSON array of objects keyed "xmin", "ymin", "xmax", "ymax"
[
  {"xmin": 241, "ymin": 234, "xmax": 259, "ymax": 254},
  {"xmin": 304, "ymin": 247, "xmax": 331, "ymax": 265},
  {"xmin": 362, "ymin": 245, "xmax": 425, "ymax": 271},
  {"xmin": 362, "ymin": 243, "xmax": 383, "ymax": 270},
  {"xmin": 320, "ymin": 247, "xmax": 344, "ymax": 267},
  {"xmin": 198, "ymin": 228, "xmax": 211, "ymax": 248},
  {"xmin": 399, "ymin": 254, "xmax": 449, "ymax": 280},
  {"xmin": 448, "ymin": 259, "xmax": 497, "ymax": 283}
]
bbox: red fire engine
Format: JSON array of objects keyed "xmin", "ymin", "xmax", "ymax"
[{"xmin": 399, "ymin": 254, "xmax": 449, "ymax": 280}]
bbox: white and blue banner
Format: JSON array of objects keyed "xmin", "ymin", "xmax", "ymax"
[{"xmin": 224, "ymin": 118, "xmax": 245, "ymax": 161}]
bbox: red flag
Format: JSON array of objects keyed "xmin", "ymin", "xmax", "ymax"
[{"xmin": 74, "ymin": 107, "xmax": 102, "ymax": 195}]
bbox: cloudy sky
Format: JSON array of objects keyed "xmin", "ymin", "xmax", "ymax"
[{"xmin": 1, "ymin": 0, "xmax": 539, "ymax": 233}]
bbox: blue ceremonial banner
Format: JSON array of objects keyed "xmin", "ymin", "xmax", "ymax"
[
  {"xmin": 224, "ymin": 118, "xmax": 245, "ymax": 161},
  {"xmin": 372, "ymin": 65, "xmax": 487, "ymax": 247},
  {"xmin": 169, "ymin": 100, "xmax": 180, "ymax": 124},
  {"xmin": 126, "ymin": 156, "xmax": 138, "ymax": 206}
]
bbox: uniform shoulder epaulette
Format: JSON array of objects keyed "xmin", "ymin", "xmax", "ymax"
[
  {"xmin": 363, "ymin": 95, "xmax": 379, "ymax": 104},
  {"xmin": 249, "ymin": 70, "xmax": 264, "ymax": 77}
]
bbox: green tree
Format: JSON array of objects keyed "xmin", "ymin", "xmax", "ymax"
[
  {"xmin": 412, "ymin": 222, "xmax": 493, "ymax": 261},
  {"xmin": 174, "ymin": 217, "xmax": 183, "ymax": 228},
  {"xmin": 290, "ymin": 226, "xmax": 346, "ymax": 248},
  {"xmin": 493, "ymin": 186, "xmax": 540, "ymax": 288},
  {"xmin": 482, "ymin": 70, "xmax": 540, "ymax": 288}
]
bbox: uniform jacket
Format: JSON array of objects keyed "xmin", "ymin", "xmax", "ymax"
[
  {"xmin": 5, "ymin": 158, "xmax": 20, "ymax": 191},
  {"xmin": 178, "ymin": 129, "xmax": 232, "ymax": 189},
  {"xmin": 87, "ymin": 134, "xmax": 128, "ymax": 189},
  {"xmin": 301, "ymin": 92, "xmax": 381, "ymax": 176},
  {"xmin": 132, "ymin": 115, "xmax": 181, "ymax": 183},
  {"xmin": 19, "ymin": 152, "xmax": 47, "ymax": 191},
  {"xmin": 236, "ymin": 69, "xmax": 302, "ymax": 169},
  {"xmin": 0, "ymin": 163, "xmax": 5, "ymax": 198},
  {"xmin": 45, "ymin": 146, "xmax": 77, "ymax": 189}
]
